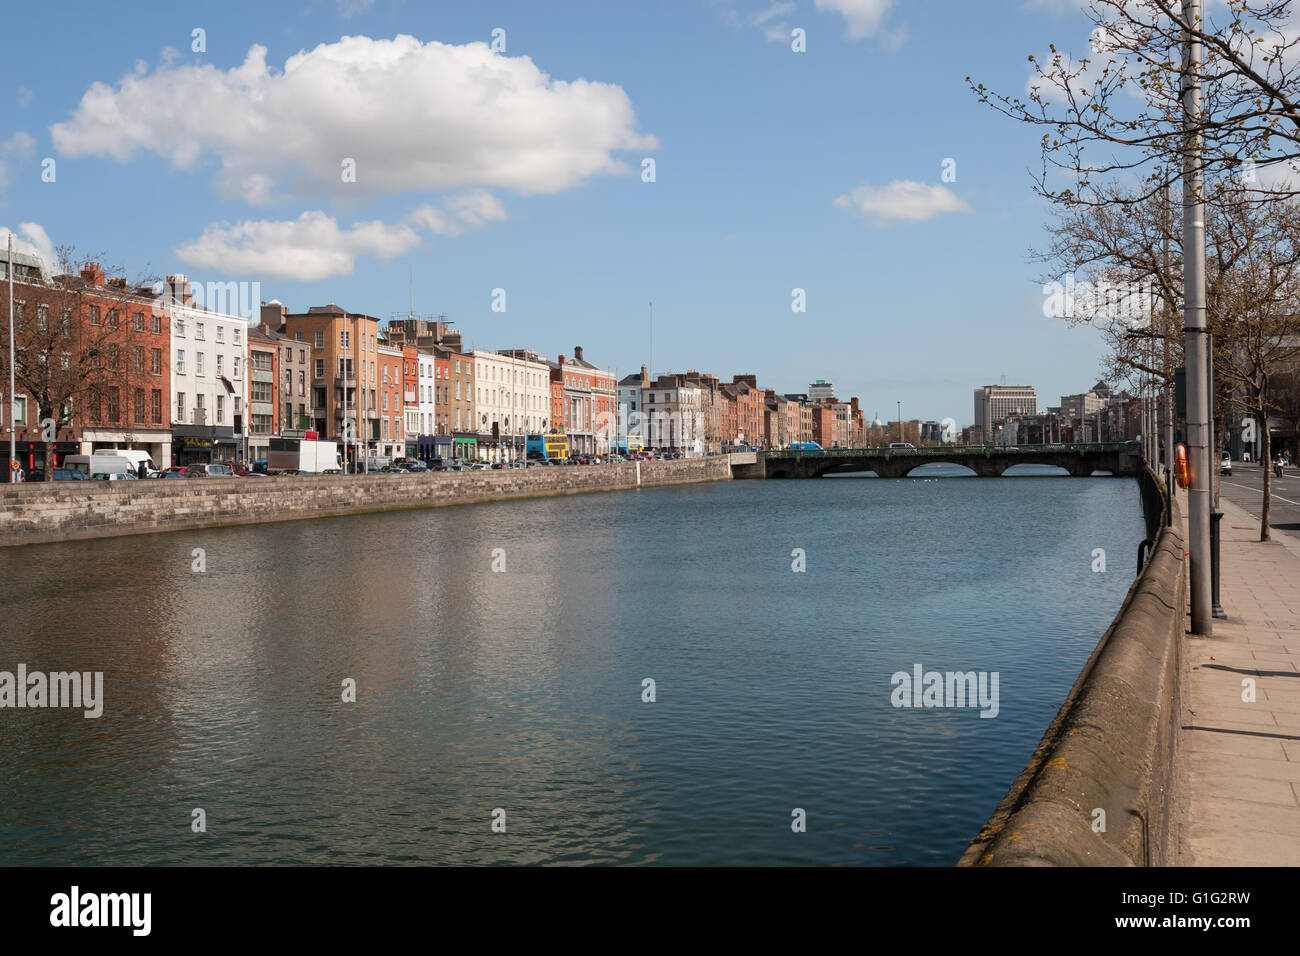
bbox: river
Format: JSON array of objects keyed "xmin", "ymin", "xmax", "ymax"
[{"xmin": 0, "ymin": 471, "xmax": 1144, "ymax": 865}]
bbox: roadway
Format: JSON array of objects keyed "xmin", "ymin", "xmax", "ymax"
[{"xmin": 1217, "ymin": 462, "xmax": 1300, "ymax": 541}]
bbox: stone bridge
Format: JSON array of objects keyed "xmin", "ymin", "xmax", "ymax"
[{"xmin": 731, "ymin": 443, "xmax": 1142, "ymax": 479}]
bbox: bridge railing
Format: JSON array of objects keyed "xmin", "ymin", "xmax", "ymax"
[{"xmin": 760, "ymin": 442, "xmax": 1132, "ymax": 460}]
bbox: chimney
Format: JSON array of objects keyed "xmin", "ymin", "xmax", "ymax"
[
  {"xmin": 640, "ymin": 364, "xmax": 648, "ymax": 383},
  {"xmin": 80, "ymin": 263, "xmax": 106, "ymax": 285},
  {"xmin": 574, "ymin": 345, "xmax": 584, "ymax": 361},
  {"xmin": 559, "ymin": 354, "xmax": 566, "ymax": 365},
  {"xmin": 165, "ymin": 274, "xmax": 192, "ymax": 305}
]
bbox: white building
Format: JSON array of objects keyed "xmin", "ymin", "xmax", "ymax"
[
  {"xmin": 808, "ymin": 379, "xmax": 836, "ymax": 402},
  {"xmin": 472, "ymin": 349, "xmax": 551, "ymax": 462},
  {"xmin": 167, "ymin": 276, "xmax": 250, "ymax": 466},
  {"xmin": 417, "ymin": 349, "xmax": 437, "ymax": 438}
]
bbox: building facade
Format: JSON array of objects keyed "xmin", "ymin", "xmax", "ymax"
[{"xmin": 168, "ymin": 275, "xmax": 248, "ymax": 466}]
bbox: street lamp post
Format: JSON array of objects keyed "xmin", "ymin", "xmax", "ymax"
[
  {"xmin": 897, "ymin": 401, "xmax": 902, "ymax": 443},
  {"xmin": 7, "ymin": 233, "xmax": 15, "ymax": 483}
]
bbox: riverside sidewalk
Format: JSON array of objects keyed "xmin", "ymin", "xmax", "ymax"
[{"xmin": 1174, "ymin": 494, "xmax": 1300, "ymax": 866}]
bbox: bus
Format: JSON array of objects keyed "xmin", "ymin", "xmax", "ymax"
[
  {"xmin": 617, "ymin": 434, "xmax": 645, "ymax": 455},
  {"xmin": 525, "ymin": 432, "xmax": 569, "ymax": 460}
]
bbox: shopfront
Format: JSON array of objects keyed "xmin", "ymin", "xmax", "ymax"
[
  {"xmin": 11, "ymin": 440, "xmax": 80, "ymax": 474},
  {"xmin": 454, "ymin": 435, "xmax": 478, "ymax": 460},
  {"xmin": 171, "ymin": 426, "xmax": 238, "ymax": 466}
]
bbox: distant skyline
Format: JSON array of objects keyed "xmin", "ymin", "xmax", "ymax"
[{"xmin": 2, "ymin": 0, "xmax": 1116, "ymax": 426}]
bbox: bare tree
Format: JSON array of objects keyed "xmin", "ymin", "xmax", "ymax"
[
  {"xmin": 0, "ymin": 247, "xmax": 158, "ymax": 480},
  {"xmin": 1036, "ymin": 175, "xmax": 1300, "ymax": 536},
  {"xmin": 969, "ymin": 0, "xmax": 1300, "ymax": 208}
]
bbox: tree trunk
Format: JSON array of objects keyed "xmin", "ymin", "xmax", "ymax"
[
  {"xmin": 1261, "ymin": 411, "xmax": 1272, "ymax": 543},
  {"xmin": 42, "ymin": 438, "xmax": 54, "ymax": 481}
]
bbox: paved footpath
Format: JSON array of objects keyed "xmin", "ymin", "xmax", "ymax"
[{"xmin": 1174, "ymin": 491, "xmax": 1300, "ymax": 865}]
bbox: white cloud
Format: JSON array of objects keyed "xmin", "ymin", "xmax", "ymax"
[
  {"xmin": 3, "ymin": 131, "xmax": 37, "ymax": 161},
  {"xmin": 833, "ymin": 180, "xmax": 971, "ymax": 226},
  {"xmin": 0, "ymin": 131, "xmax": 37, "ymax": 202},
  {"xmin": 50, "ymin": 34, "xmax": 657, "ymax": 205},
  {"xmin": 175, "ymin": 211, "xmax": 422, "ymax": 281},
  {"xmin": 1, "ymin": 222, "xmax": 57, "ymax": 274},
  {"xmin": 814, "ymin": 0, "xmax": 896, "ymax": 39},
  {"xmin": 407, "ymin": 191, "xmax": 507, "ymax": 236},
  {"xmin": 175, "ymin": 192, "xmax": 506, "ymax": 280},
  {"xmin": 727, "ymin": 1, "xmax": 798, "ymax": 44}
]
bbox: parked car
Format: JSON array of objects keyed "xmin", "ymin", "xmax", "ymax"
[
  {"xmin": 888, "ymin": 442, "xmax": 916, "ymax": 450},
  {"xmin": 405, "ymin": 460, "xmax": 429, "ymax": 472},
  {"xmin": 1221, "ymin": 452, "xmax": 1232, "ymax": 476},
  {"xmin": 184, "ymin": 463, "xmax": 235, "ymax": 478},
  {"xmin": 93, "ymin": 472, "xmax": 138, "ymax": 480}
]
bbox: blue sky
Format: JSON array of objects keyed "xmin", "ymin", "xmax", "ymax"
[{"xmin": 1, "ymin": 0, "xmax": 1108, "ymax": 426}]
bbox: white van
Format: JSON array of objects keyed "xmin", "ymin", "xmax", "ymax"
[
  {"xmin": 63, "ymin": 454, "xmax": 134, "ymax": 478},
  {"xmin": 105, "ymin": 449, "xmax": 160, "ymax": 478}
]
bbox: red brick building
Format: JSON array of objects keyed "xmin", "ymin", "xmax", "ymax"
[{"xmin": 3, "ymin": 256, "xmax": 171, "ymax": 474}]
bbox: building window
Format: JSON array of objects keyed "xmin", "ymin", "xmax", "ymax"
[
  {"xmin": 177, "ymin": 393, "xmax": 185, "ymax": 421},
  {"xmin": 134, "ymin": 388, "xmax": 145, "ymax": 425},
  {"xmin": 152, "ymin": 390, "xmax": 162, "ymax": 424},
  {"xmin": 314, "ymin": 330, "xmax": 324, "ymax": 348},
  {"xmin": 36, "ymin": 304, "xmax": 48, "ymax": 331},
  {"xmin": 216, "ymin": 395, "xmax": 224, "ymax": 424},
  {"xmin": 217, "ymin": 354, "xmax": 224, "ymax": 376},
  {"xmin": 134, "ymin": 312, "xmax": 144, "ymax": 332},
  {"xmin": 151, "ymin": 312, "xmax": 161, "ymax": 334},
  {"xmin": 216, "ymin": 325, "xmax": 224, "ymax": 343},
  {"xmin": 89, "ymin": 306, "xmax": 100, "ymax": 326},
  {"xmin": 107, "ymin": 388, "xmax": 120, "ymax": 423},
  {"xmin": 196, "ymin": 352, "xmax": 204, "ymax": 375},
  {"xmin": 341, "ymin": 330, "xmax": 350, "ymax": 349},
  {"xmin": 133, "ymin": 346, "xmax": 144, "ymax": 374},
  {"xmin": 295, "ymin": 332, "xmax": 304, "ymax": 342},
  {"xmin": 174, "ymin": 318, "xmax": 185, "ymax": 336},
  {"xmin": 195, "ymin": 322, "xmax": 205, "ymax": 340},
  {"xmin": 315, "ymin": 358, "xmax": 324, "ymax": 379},
  {"xmin": 176, "ymin": 349, "xmax": 185, "ymax": 374},
  {"xmin": 234, "ymin": 355, "xmax": 241, "ymax": 377},
  {"xmin": 12, "ymin": 396, "xmax": 26, "ymax": 426},
  {"xmin": 151, "ymin": 348, "xmax": 162, "ymax": 375},
  {"xmin": 298, "ymin": 371, "xmax": 305, "ymax": 393},
  {"xmin": 107, "ymin": 309, "xmax": 119, "ymax": 328}
]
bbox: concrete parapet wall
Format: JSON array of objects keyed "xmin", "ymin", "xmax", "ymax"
[
  {"xmin": 958, "ymin": 468, "xmax": 1185, "ymax": 866},
  {"xmin": 0, "ymin": 457, "xmax": 731, "ymax": 548}
]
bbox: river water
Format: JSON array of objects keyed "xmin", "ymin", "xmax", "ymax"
[{"xmin": 0, "ymin": 471, "xmax": 1144, "ymax": 865}]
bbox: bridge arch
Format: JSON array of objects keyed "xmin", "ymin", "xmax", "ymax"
[
  {"xmin": 903, "ymin": 461, "xmax": 977, "ymax": 478},
  {"xmin": 1001, "ymin": 463, "xmax": 1070, "ymax": 477}
]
